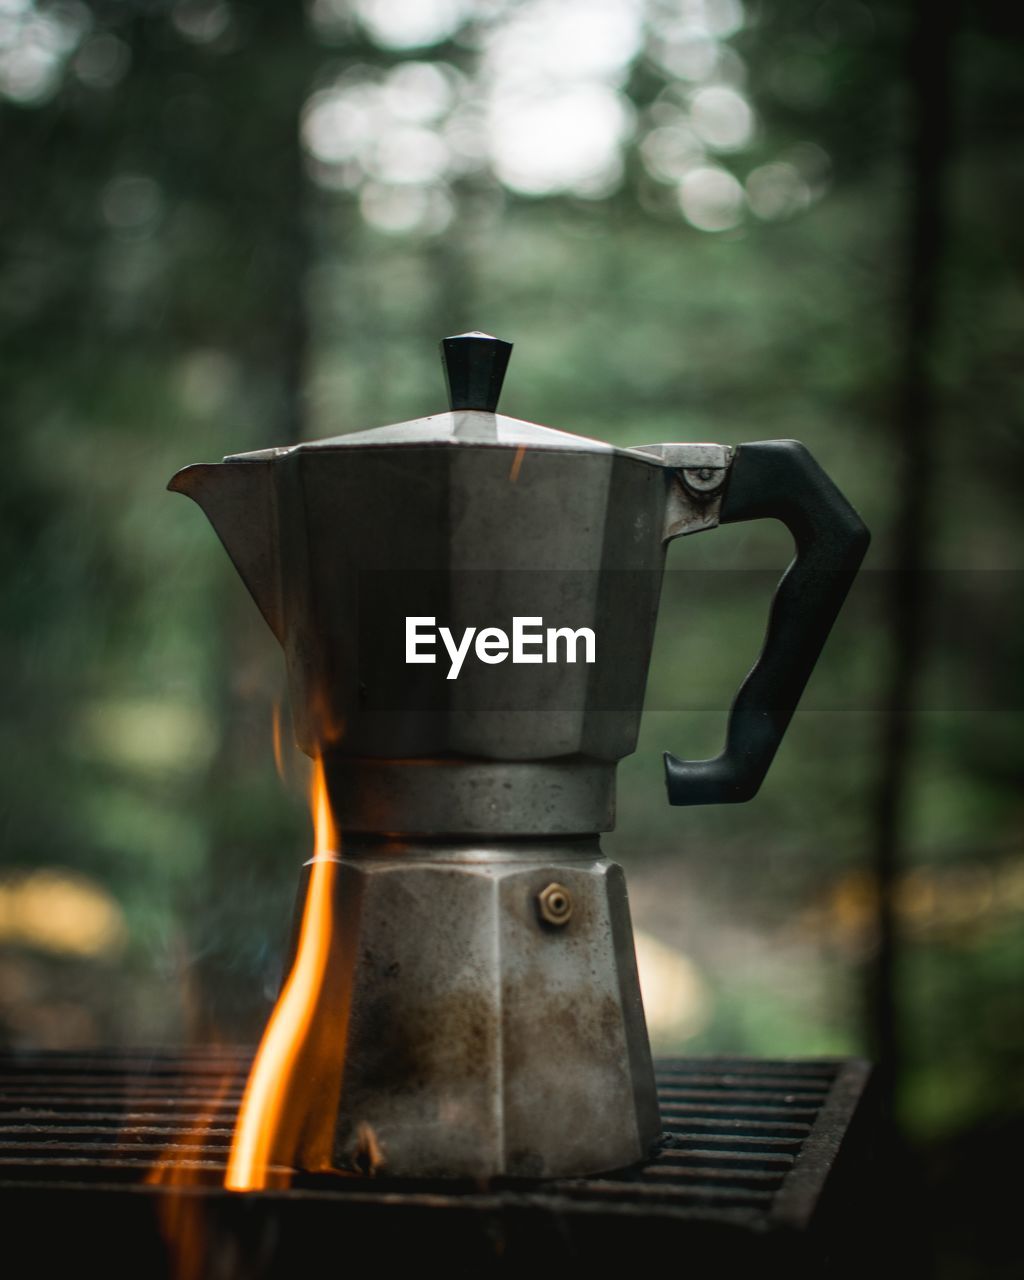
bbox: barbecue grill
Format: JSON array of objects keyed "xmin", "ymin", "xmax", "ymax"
[{"xmin": 1, "ymin": 1047, "xmax": 873, "ymax": 1276}]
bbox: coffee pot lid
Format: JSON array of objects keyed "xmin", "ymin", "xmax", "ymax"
[{"xmin": 224, "ymin": 332, "xmax": 625, "ymax": 463}]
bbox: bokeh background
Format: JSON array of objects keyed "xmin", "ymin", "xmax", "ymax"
[{"xmin": 1, "ymin": 1, "xmax": 1021, "ymax": 1273}]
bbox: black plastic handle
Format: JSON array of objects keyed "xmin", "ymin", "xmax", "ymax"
[{"xmin": 665, "ymin": 440, "xmax": 870, "ymax": 805}]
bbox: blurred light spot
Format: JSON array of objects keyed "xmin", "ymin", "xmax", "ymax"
[
  {"xmin": 647, "ymin": 0, "xmax": 744, "ymax": 43},
  {"xmin": 311, "ymin": 0, "xmax": 753, "ymax": 214},
  {"xmin": 641, "ymin": 123, "xmax": 704, "ymax": 184},
  {"xmin": 308, "ymin": 0, "xmax": 754, "ymax": 214},
  {"xmin": 489, "ymin": 83, "xmax": 632, "ymax": 197},
  {"xmin": 634, "ymin": 929, "xmax": 710, "ymax": 1047},
  {"xmin": 690, "ymin": 84, "xmax": 753, "ymax": 151},
  {"xmin": 677, "ymin": 164, "xmax": 744, "ymax": 231},
  {"xmin": 172, "ymin": 0, "xmax": 231, "ymax": 45},
  {"xmin": 302, "ymin": 86, "xmax": 374, "ymax": 166},
  {"xmin": 893, "ymin": 868, "xmax": 938, "ymax": 922},
  {"xmin": 0, "ymin": 870, "xmax": 127, "ymax": 958},
  {"xmin": 359, "ymin": 181, "xmax": 453, "ymax": 235},
  {"xmin": 482, "ymin": 0, "xmax": 641, "ymax": 197},
  {"xmin": 487, "ymin": 0, "xmax": 642, "ymax": 85},
  {"xmin": 100, "ymin": 173, "xmax": 163, "ymax": 232},
  {"xmin": 805, "ymin": 859, "xmax": 1024, "ymax": 953},
  {"xmin": 75, "ymin": 697, "xmax": 215, "ymax": 776},
  {"xmin": 40, "ymin": 2, "xmax": 91, "ymax": 44},
  {"xmin": 745, "ymin": 161, "xmax": 810, "ymax": 220},
  {"xmin": 302, "ymin": 70, "xmax": 457, "ymax": 223},
  {"xmin": 713, "ymin": 44, "xmax": 748, "ymax": 87},
  {"xmin": 73, "ymin": 31, "xmax": 129, "ymax": 89},
  {"xmin": 649, "ymin": 32, "xmax": 719, "ymax": 82},
  {"xmin": 306, "ymin": 157, "xmax": 364, "ymax": 193},
  {"xmin": 641, "ymin": 8, "xmax": 752, "ymax": 224},
  {"xmin": 354, "ymin": 0, "xmax": 466, "ymax": 50},
  {"xmin": 442, "ymin": 102, "xmax": 490, "ymax": 171},
  {"xmin": 704, "ymin": 0, "xmax": 745, "ymax": 38},
  {"xmin": 785, "ymin": 139, "xmax": 831, "ymax": 196},
  {"xmin": 936, "ymin": 868, "xmax": 996, "ymax": 926},
  {"xmin": 0, "ymin": 1, "xmax": 89, "ymax": 104},
  {"xmin": 1000, "ymin": 862, "xmax": 1024, "ymax": 912},
  {"xmin": 371, "ymin": 124, "xmax": 450, "ymax": 184},
  {"xmin": 382, "ymin": 60, "xmax": 454, "ymax": 123}
]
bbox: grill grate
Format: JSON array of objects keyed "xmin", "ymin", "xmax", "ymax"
[{"xmin": 0, "ymin": 1050, "xmax": 871, "ymax": 1275}]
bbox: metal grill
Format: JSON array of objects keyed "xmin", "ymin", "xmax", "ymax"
[{"xmin": 0, "ymin": 1051, "xmax": 871, "ymax": 1276}]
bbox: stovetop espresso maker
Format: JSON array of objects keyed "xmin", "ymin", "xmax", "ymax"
[{"xmin": 170, "ymin": 332, "xmax": 869, "ymax": 1180}]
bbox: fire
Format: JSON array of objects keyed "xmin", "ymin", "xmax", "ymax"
[
  {"xmin": 144, "ymin": 1060, "xmax": 236, "ymax": 1280},
  {"xmin": 271, "ymin": 700, "xmax": 286, "ymax": 781},
  {"xmin": 225, "ymin": 755, "xmax": 344, "ymax": 1191},
  {"xmin": 508, "ymin": 444, "xmax": 526, "ymax": 483}
]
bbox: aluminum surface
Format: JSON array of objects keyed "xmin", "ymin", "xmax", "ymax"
[
  {"xmin": 169, "ymin": 440, "xmax": 728, "ymax": 773},
  {"xmin": 284, "ymin": 840, "xmax": 659, "ymax": 1179},
  {"xmin": 322, "ymin": 758, "xmax": 616, "ymax": 835}
]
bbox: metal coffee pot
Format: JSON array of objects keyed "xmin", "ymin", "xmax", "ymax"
[{"xmin": 170, "ymin": 332, "xmax": 869, "ymax": 1179}]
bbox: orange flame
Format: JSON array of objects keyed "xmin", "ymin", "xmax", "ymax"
[
  {"xmin": 144, "ymin": 1061, "xmax": 237, "ymax": 1280},
  {"xmin": 225, "ymin": 756, "xmax": 343, "ymax": 1191},
  {"xmin": 271, "ymin": 701, "xmax": 286, "ymax": 782},
  {"xmin": 508, "ymin": 444, "xmax": 526, "ymax": 483}
]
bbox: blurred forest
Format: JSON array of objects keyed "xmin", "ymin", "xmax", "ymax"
[{"xmin": 0, "ymin": 1, "xmax": 1021, "ymax": 1274}]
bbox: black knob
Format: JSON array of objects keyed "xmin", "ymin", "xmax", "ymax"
[{"xmin": 440, "ymin": 331, "xmax": 512, "ymax": 412}]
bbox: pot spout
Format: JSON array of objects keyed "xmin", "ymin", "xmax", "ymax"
[{"xmin": 168, "ymin": 461, "xmax": 283, "ymax": 643}]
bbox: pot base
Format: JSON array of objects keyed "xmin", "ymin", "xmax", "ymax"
[{"xmin": 288, "ymin": 838, "xmax": 660, "ymax": 1179}]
